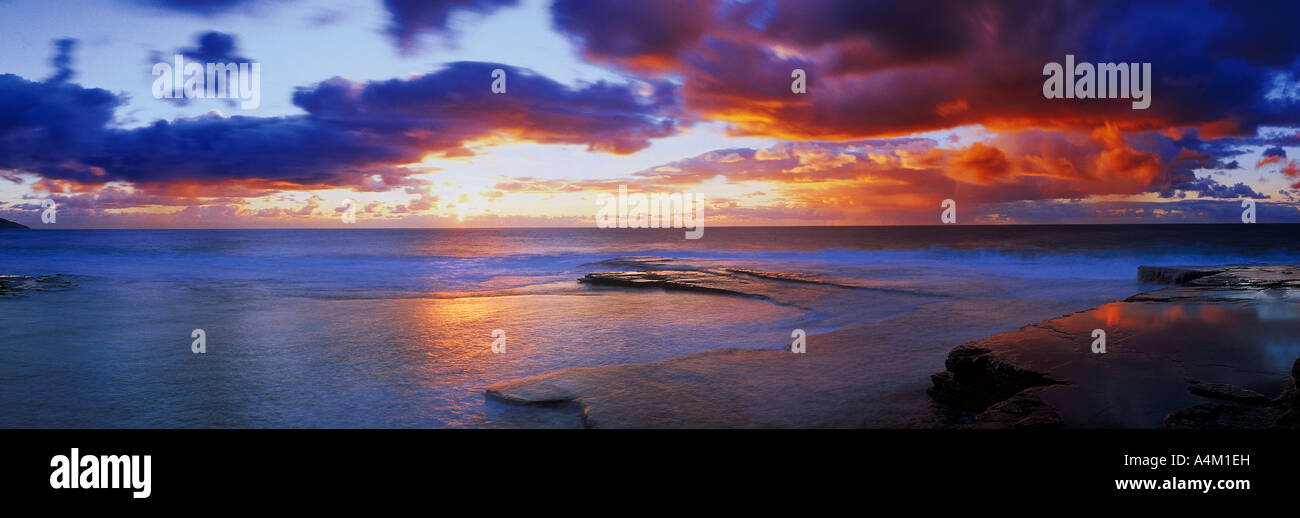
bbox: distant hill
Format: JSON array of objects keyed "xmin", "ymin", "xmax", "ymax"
[{"xmin": 0, "ymin": 217, "xmax": 30, "ymax": 229}]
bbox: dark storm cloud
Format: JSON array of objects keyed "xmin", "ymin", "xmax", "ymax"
[
  {"xmin": 382, "ymin": 0, "xmax": 519, "ymax": 53},
  {"xmin": 1160, "ymin": 176, "xmax": 1266, "ymax": 199},
  {"xmin": 746, "ymin": 0, "xmax": 990, "ymax": 65},
  {"xmin": 1205, "ymin": 0, "xmax": 1300, "ymax": 67},
  {"xmin": 0, "ymin": 42, "xmax": 122, "ymax": 177},
  {"xmin": 551, "ymin": 0, "xmax": 716, "ymax": 70},
  {"xmin": 292, "ymin": 61, "xmax": 679, "ymax": 155},
  {"xmin": 0, "ymin": 53, "xmax": 680, "ymax": 189},
  {"xmin": 176, "ymin": 31, "xmax": 250, "ymax": 63},
  {"xmin": 550, "ymin": 0, "xmax": 1300, "ymax": 139}
]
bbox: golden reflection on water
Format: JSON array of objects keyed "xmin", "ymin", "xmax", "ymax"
[
  {"xmin": 398, "ymin": 289, "xmax": 805, "ymax": 413},
  {"xmin": 996, "ymin": 296, "xmax": 1300, "ymax": 426},
  {"xmin": 1087, "ymin": 300, "xmax": 1277, "ymax": 332}
]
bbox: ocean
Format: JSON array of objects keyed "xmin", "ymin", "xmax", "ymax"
[{"xmin": 3, "ymin": 224, "xmax": 1299, "ymax": 428}]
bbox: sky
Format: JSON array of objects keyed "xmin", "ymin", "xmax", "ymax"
[{"xmin": 1, "ymin": 0, "xmax": 1299, "ymax": 228}]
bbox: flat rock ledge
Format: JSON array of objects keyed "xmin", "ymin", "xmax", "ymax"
[
  {"xmin": 1165, "ymin": 358, "xmax": 1300, "ymax": 429},
  {"xmin": 929, "ymin": 265, "xmax": 1300, "ymax": 429},
  {"xmin": 578, "ymin": 271, "xmax": 775, "ymax": 301},
  {"xmin": 577, "ymin": 256, "xmax": 863, "ymax": 309},
  {"xmin": 0, "ymin": 274, "xmax": 76, "ymax": 297},
  {"xmin": 1137, "ymin": 265, "xmax": 1225, "ymax": 284}
]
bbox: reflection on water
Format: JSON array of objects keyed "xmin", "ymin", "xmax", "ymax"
[
  {"xmin": 991, "ymin": 297, "xmax": 1300, "ymax": 428},
  {"xmin": 0, "ymin": 277, "xmax": 831, "ymax": 427},
  {"xmin": 4, "ymin": 227, "xmax": 1299, "ymax": 427}
]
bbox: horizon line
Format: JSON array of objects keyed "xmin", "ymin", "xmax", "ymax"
[{"xmin": 7, "ymin": 222, "xmax": 1299, "ymax": 231}]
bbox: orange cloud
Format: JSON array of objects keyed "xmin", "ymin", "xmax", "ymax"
[
  {"xmin": 1283, "ymin": 160, "xmax": 1300, "ymax": 188},
  {"xmin": 1091, "ymin": 123, "xmax": 1161, "ymax": 185},
  {"xmin": 944, "ymin": 142, "xmax": 1013, "ymax": 185},
  {"xmin": 1257, "ymin": 155, "xmax": 1285, "ymax": 168}
]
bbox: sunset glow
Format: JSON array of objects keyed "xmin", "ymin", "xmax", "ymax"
[{"xmin": 2, "ymin": 0, "xmax": 1298, "ymax": 227}]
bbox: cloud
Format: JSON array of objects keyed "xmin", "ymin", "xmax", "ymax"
[
  {"xmin": 972, "ymin": 199, "xmax": 1300, "ymax": 224},
  {"xmin": 1160, "ymin": 176, "xmax": 1266, "ymax": 199},
  {"xmin": 0, "ymin": 64, "xmax": 122, "ymax": 181},
  {"xmin": 48, "ymin": 38, "xmax": 77, "ymax": 83},
  {"xmin": 551, "ymin": 0, "xmax": 1300, "ymax": 140},
  {"xmin": 1257, "ymin": 146, "xmax": 1288, "ymax": 167},
  {"xmin": 491, "ymin": 177, "xmax": 589, "ymax": 193},
  {"xmin": 1206, "ymin": 0, "xmax": 1300, "ymax": 67},
  {"xmin": 148, "ymin": 32, "xmax": 254, "ymax": 106},
  {"xmin": 177, "ymin": 31, "xmax": 250, "ymax": 63},
  {"xmin": 551, "ymin": 0, "xmax": 716, "ymax": 71},
  {"xmin": 383, "ymin": 0, "xmax": 519, "ymax": 53},
  {"xmin": 8, "ymin": 4, "xmax": 1298, "ymax": 227},
  {"xmin": 944, "ymin": 142, "xmax": 1013, "ymax": 185},
  {"xmin": 123, "ymin": 0, "xmax": 291, "ymax": 16},
  {"xmin": 1, "ymin": 55, "xmax": 680, "ymax": 194},
  {"xmin": 125, "ymin": 0, "xmax": 273, "ymax": 16},
  {"xmin": 292, "ymin": 61, "xmax": 680, "ymax": 155},
  {"xmin": 1284, "ymin": 160, "xmax": 1300, "ymax": 188},
  {"xmin": 508, "ymin": 126, "xmax": 1263, "ymax": 221}
]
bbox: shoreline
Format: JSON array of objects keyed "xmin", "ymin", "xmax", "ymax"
[
  {"xmin": 484, "ymin": 261, "xmax": 1156, "ymax": 428},
  {"xmin": 488, "ymin": 264, "xmax": 1300, "ymax": 428},
  {"xmin": 928, "ymin": 265, "xmax": 1300, "ymax": 429}
]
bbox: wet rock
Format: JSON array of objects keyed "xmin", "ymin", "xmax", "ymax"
[
  {"xmin": 1165, "ymin": 363, "xmax": 1300, "ymax": 429},
  {"xmin": 0, "ymin": 274, "xmax": 76, "ymax": 297},
  {"xmin": 927, "ymin": 371, "xmax": 962, "ymax": 401},
  {"xmin": 1187, "ymin": 381, "xmax": 1269, "ymax": 404},
  {"xmin": 579, "ymin": 271, "xmax": 775, "ymax": 301},
  {"xmin": 931, "ymin": 265, "xmax": 1300, "ymax": 429},
  {"xmin": 1278, "ymin": 406, "xmax": 1300, "ymax": 428},
  {"xmin": 724, "ymin": 268, "xmax": 859, "ymax": 289},
  {"xmin": 577, "ymin": 258, "xmax": 865, "ymax": 310},
  {"xmin": 962, "ymin": 387, "xmax": 1065, "ymax": 429},
  {"xmin": 1164, "ymin": 401, "xmax": 1288, "ymax": 429},
  {"xmin": 1184, "ymin": 265, "xmax": 1300, "ymax": 289},
  {"xmin": 927, "ymin": 345, "xmax": 1062, "ymax": 412},
  {"xmin": 580, "ymin": 256, "xmax": 677, "ymax": 271},
  {"xmin": 1278, "ymin": 358, "xmax": 1300, "ymax": 428},
  {"xmin": 1165, "ymin": 403, "xmax": 1268, "ymax": 429},
  {"xmin": 1137, "ymin": 266, "xmax": 1224, "ymax": 285}
]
